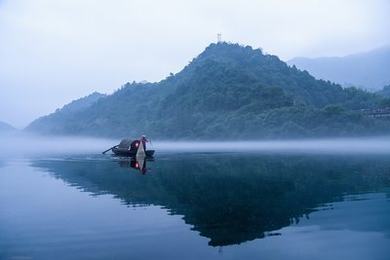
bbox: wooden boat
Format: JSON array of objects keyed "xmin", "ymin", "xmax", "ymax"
[
  {"xmin": 112, "ymin": 146, "xmax": 155, "ymax": 157},
  {"xmin": 103, "ymin": 138, "xmax": 155, "ymax": 157}
]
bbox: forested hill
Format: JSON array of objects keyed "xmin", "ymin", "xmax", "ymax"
[
  {"xmin": 377, "ymin": 85, "xmax": 390, "ymax": 97},
  {"xmin": 27, "ymin": 43, "xmax": 390, "ymax": 139},
  {"xmin": 26, "ymin": 92, "xmax": 106, "ymax": 134}
]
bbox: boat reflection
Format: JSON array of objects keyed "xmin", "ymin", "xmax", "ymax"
[{"xmin": 117, "ymin": 156, "xmax": 153, "ymax": 174}]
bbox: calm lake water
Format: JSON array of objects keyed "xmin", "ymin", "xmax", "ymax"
[{"xmin": 1, "ymin": 151, "xmax": 390, "ymax": 259}]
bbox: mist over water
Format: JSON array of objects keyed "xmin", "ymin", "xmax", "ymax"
[
  {"xmin": 3, "ymin": 133, "xmax": 390, "ymax": 157},
  {"xmin": 155, "ymin": 138, "xmax": 390, "ymax": 154},
  {"xmin": 0, "ymin": 133, "xmax": 115, "ymax": 158}
]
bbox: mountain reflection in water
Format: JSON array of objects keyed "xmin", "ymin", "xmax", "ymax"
[{"xmin": 31, "ymin": 153, "xmax": 390, "ymax": 247}]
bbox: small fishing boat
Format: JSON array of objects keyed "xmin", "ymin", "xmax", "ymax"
[
  {"xmin": 102, "ymin": 137, "xmax": 155, "ymax": 157},
  {"xmin": 112, "ymin": 146, "xmax": 155, "ymax": 157}
]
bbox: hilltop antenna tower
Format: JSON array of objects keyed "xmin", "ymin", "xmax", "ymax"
[{"xmin": 217, "ymin": 33, "xmax": 222, "ymax": 43}]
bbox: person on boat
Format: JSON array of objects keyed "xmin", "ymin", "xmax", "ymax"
[
  {"xmin": 129, "ymin": 135, "xmax": 149, "ymax": 151},
  {"xmin": 140, "ymin": 135, "xmax": 149, "ymax": 150}
]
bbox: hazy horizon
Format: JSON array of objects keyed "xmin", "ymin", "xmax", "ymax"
[
  {"xmin": 1, "ymin": 0, "xmax": 390, "ymax": 127},
  {"xmin": 4, "ymin": 133, "xmax": 390, "ymax": 158}
]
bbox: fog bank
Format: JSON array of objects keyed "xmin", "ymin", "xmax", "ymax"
[
  {"xmin": 0, "ymin": 133, "xmax": 115, "ymax": 158},
  {"xmin": 3, "ymin": 134, "xmax": 390, "ymax": 158},
  {"xmin": 155, "ymin": 138, "xmax": 390, "ymax": 154}
]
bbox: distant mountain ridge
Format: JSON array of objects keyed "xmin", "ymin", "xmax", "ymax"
[
  {"xmin": 288, "ymin": 46, "xmax": 390, "ymax": 90},
  {"xmin": 0, "ymin": 121, "xmax": 15, "ymax": 132},
  {"xmin": 26, "ymin": 43, "xmax": 390, "ymax": 139},
  {"xmin": 27, "ymin": 92, "xmax": 106, "ymax": 134},
  {"xmin": 58, "ymin": 92, "xmax": 106, "ymax": 114}
]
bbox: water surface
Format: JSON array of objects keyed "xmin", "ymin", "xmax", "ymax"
[{"xmin": 1, "ymin": 151, "xmax": 390, "ymax": 259}]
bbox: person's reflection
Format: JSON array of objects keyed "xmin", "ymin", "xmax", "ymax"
[
  {"xmin": 118, "ymin": 156, "xmax": 149, "ymax": 174},
  {"xmin": 131, "ymin": 156, "xmax": 148, "ymax": 174}
]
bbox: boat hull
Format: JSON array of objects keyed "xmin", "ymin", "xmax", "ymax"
[{"xmin": 112, "ymin": 147, "xmax": 155, "ymax": 157}]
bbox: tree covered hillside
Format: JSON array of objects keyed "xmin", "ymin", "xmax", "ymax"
[
  {"xmin": 377, "ymin": 85, "xmax": 390, "ymax": 98},
  {"xmin": 27, "ymin": 43, "xmax": 390, "ymax": 139}
]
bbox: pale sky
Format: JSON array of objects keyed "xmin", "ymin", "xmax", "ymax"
[{"xmin": 0, "ymin": 0, "xmax": 389, "ymax": 128}]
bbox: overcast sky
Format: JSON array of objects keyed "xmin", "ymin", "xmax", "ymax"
[{"xmin": 0, "ymin": 0, "xmax": 389, "ymax": 128}]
